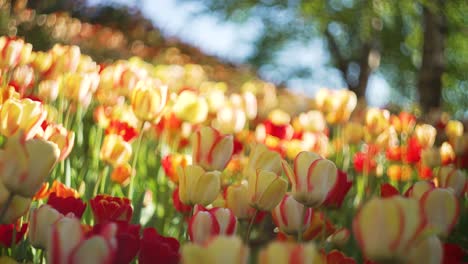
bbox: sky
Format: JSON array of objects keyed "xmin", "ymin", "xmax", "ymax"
[{"xmin": 87, "ymin": 0, "xmax": 390, "ymax": 106}]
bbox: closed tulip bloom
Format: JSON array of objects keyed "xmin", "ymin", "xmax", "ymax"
[
  {"xmin": 211, "ymin": 207, "xmax": 237, "ymax": 235},
  {"xmin": 421, "ymin": 147, "xmax": 441, "ymax": 167},
  {"xmin": 343, "ymin": 122, "xmax": 364, "ymax": 144},
  {"xmin": 415, "ymin": 124, "xmax": 437, "ymax": 148},
  {"xmin": 0, "ymin": 194, "xmax": 31, "ymax": 224},
  {"xmin": 90, "ymin": 195, "xmax": 133, "ymax": 224},
  {"xmin": 0, "ymin": 37, "xmax": 31, "ymax": 68},
  {"xmin": 29, "ymin": 204, "xmax": 63, "ymax": 249},
  {"xmin": 420, "ymin": 188, "xmax": 459, "ymax": 237},
  {"xmin": 213, "ymin": 106, "xmax": 246, "ymax": 134},
  {"xmin": 38, "ymin": 80, "xmax": 59, "ymax": 102},
  {"xmin": 1, "ymin": 135, "xmax": 60, "ymax": 197},
  {"xmin": 32, "ymin": 51, "xmax": 53, "ymax": 73},
  {"xmin": 248, "ymin": 170, "xmax": 288, "ymax": 211},
  {"xmin": 404, "ymin": 181, "xmax": 434, "ymax": 200},
  {"xmin": 0, "ymin": 98, "xmax": 47, "ymax": 140},
  {"xmin": 178, "ymin": 165, "xmax": 221, "ymax": 206},
  {"xmin": 258, "ymin": 241, "xmax": 323, "ymax": 264},
  {"xmin": 352, "ymin": 197, "xmax": 425, "ymax": 263},
  {"xmin": 445, "ymin": 120, "xmax": 463, "ymax": 140},
  {"xmin": 62, "ymin": 72, "xmax": 100, "ymax": 105},
  {"xmin": 272, "ymin": 194, "xmax": 312, "ymax": 235},
  {"xmin": 243, "ymin": 144, "xmax": 282, "ymax": 180},
  {"xmin": 294, "ymin": 110, "xmax": 326, "ymax": 133},
  {"xmin": 173, "ymin": 90, "xmax": 209, "ymax": 124},
  {"xmin": 69, "ymin": 224, "xmax": 117, "ymax": 264},
  {"xmin": 131, "ymin": 79, "xmax": 168, "ymax": 123},
  {"xmin": 282, "ymin": 151, "xmax": 338, "ymax": 207},
  {"xmin": 10, "ymin": 65, "xmax": 34, "ymax": 92},
  {"xmin": 192, "ymin": 126, "xmax": 234, "ymax": 172},
  {"xmin": 328, "ymin": 228, "xmax": 350, "ymax": 247},
  {"xmin": 440, "ymin": 142, "xmax": 456, "ymax": 165},
  {"xmin": 226, "ymin": 182, "xmax": 255, "ymax": 219},
  {"xmin": 365, "ymin": 108, "xmax": 390, "ymax": 136},
  {"xmin": 42, "ymin": 123, "xmax": 75, "ymax": 161},
  {"xmin": 188, "ymin": 209, "xmax": 220, "ymax": 244},
  {"xmin": 436, "ymin": 166, "xmax": 466, "ymax": 197},
  {"xmin": 182, "ymin": 236, "xmax": 249, "ymax": 264},
  {"xmin": 47, "ymin": 216, "xmax": 85, "ymax": 264},
  {"xmin": 100, "ymin": 134, "xmax": 132, "ymax": 166}
]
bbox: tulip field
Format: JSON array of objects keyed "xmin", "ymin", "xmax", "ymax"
[{"xmin": 0, "ymin": 34, "xmax": 467, "ymax": 264}]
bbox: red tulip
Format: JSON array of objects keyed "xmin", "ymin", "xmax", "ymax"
[
  {"xmin": 172, "ymin": 187, "xmax": 192, "ymax": 214},
  {"xmin": 105, "ymin": 120, "xmax": 138, "ymax": 142},
  {"xmin": 402, "ymin": 137, "xmax": 422, "ymax": 164},
  {"xmin": 47, "ymin": 192, "xmax": 86, "ymax": 218},
  {"xmin": 263, "ymin": 120, "xmax": 293, "ymax": 140},
  {"xmin": 442, "ymin": 243, "xmax": 466, "ymax": 264},
  {"xmin": 0, "ymin": 223, "xmax": 28, "ymax": 247},
  {"xmin": 323, "ymin": 170, "xmax": 352, "ymax": 208},
  {"xmin": 380, "ymin": 183, "xmax": 399, "ymax": 198},
  {"xmin": 90, "ymin": 195, "xmax": 133, "ymax": 224},
  {"xmin": 326, "ymin": 250, "xmax": 357, "ymax": 264},
  {"xmin": 139, "ymin": 227, "xmax": 179, "ymax": 264}
]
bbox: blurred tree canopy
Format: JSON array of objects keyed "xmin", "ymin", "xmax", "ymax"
[{"xmin": 185, "ymin": 0, "xmax": 468, "ymax": 117}]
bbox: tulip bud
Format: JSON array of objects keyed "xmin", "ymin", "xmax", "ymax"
[
  {"xmin": 192, "ymin": 126, "xmax": 234, "ymax": 172},
  {"xmin": 100, "ymin": 134, "xmax": 132, "ymax": 166},
  {"xmin": 42, "ymin": 123, "xmax": 75, "ymax": 161},
  {"xmin": 173, "ymin": 90, "xmax": 209, "ymax": 124},
  {"xmin": 327, "ymin": 228, "xmax": 350, "ymax": 247},
  {"xmin": 69, "ymin": 223, "xmax": 117, "ymax": 264},
  {"xmin": 62, "ymin": 72, "xmax": 100, "ymax": 105},
  {"xmin": 38, "ymin": 80, "xmax": 59, "ymax": 102},
  {"xmin": 365, "ymin": 108, "xmax": 390, "ymax": 136},
  {"xmin": 343, "ymin": 122, "xmax": 364, "ymax": 144},
  {"xmin": 213, "ymin": 106, "xmax": 246, "ymax": 134},
  {"xmin": 436, "ymin": 166, "xmax": 466, "ymax": 197},
  {"xmin": 0, "ymin": 98, "xmax": 47, "ymax": 140},
  {"xmin": 1, "ymin": 135, "xmax": 60, "ymax": 197},
  {"xmin": 0, "ymin": 37, "xmax": 31, "ymax": 69},
  {"xmin": 258, "ymin": 241, "xmax": 322, "ymax": 264},
  {"xmin": 210, "ymin": 207, "xmax": 237, "ymax": 236},
  {"xmin": 188, "ymin": 209, "xmax": 220, "ymax": 244},
  {"xmin": 10, "ymin": 65, "xmax": 34, "ymax": 92},
  {"xmin": 243, "ymin": 144, "xmax": 282, "ymax": 180},
  {"xmin": 0, "ymin": 195, "xmax": 31, "ymax": 224},
  {"xmin": 226, "ymin": 182, "xmax": 256, "ymax": 220},
  {"xmin": 29, "ymin": 205, "xmax": 63, "ymax": 248},
  {"xmin": 445, "ymin": 120, "xmax": 463, "ymax": 140},
  {"xmin": 272, "ymin": 194, "xmax": 312, "ymax": 235},
  {"xmin": 404, "ymin": 181, "xmax": 434, "ymax": 200},
  {"xmin": 182, "ymin": 236, "xmax": 249, "ymax": 264},
  {"xmin": 248, "ymin": 170, "xmax": 287, "ymax": 211},
  {"xmin": 421, "ymin": 188, "xmax": 459, "ymax": 237},
  {"xmin": 47, "ymin": 216, "xmax": 85, "ymax": 264},
  {"xmin": 293, "ymin": 110, "xmax": 326, "ymax": 133},
  {"xmin": 407, "ymin": 235, "xmax": 442, "ymax": 264},
  {"xmin": 131, "ymin": 79, "xmax": 168, "ymax": 123},
  {"xmin": 90, "ymin": 195, "xmax": 133, "ymax": 224},
  {"xmin": 282, "ymin": 151, "xmax": 338, "ymax": 207},
  {"xmin": 32, "ymin": 51, "xmax": 53, "ymax": 73},
  {"xmin": 415, "ymin": 124, "xmax": 437, "ymax": 148},
  {"xmin": 352, "ymin": 197, "xmax": 425, "ymax": 263},
  {"xmin": 421, "ymin": 147, "xmax": 441, "ymax": 167},
  {"xmin": 440, "ymin": 142, "xmax": 456, "ymax": 165},
  {"xmin": 178, "ymin": 165, "xmax": 221, "ymax": 206}
]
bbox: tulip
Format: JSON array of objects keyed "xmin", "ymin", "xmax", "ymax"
[
  {"xmin": 105, "ymin": 120, "xmax": 139, "ymax": 142},
  {"xmin": 62, "ymin": 72, "xmax": 100, "ymax": 105},
  {"xmin": 100, "ymin": 134, "xmax": 132, "ymax": 166},
  {"xmin": 131, "ymin": 79, "xmax": 168, "ymax": 123},
  {"xmin": 315, "ymin": 89, "xmax": 357, "ymax": 124},
  {"xmin": 182, "ymin": 236, "xmax": 249, "ymax": 264},
  {"xmin": 293, "ymin": 110, "xmax": 326, "ymax": 133},
  {"xmin": 380, "ymin": 183, "xmax": 400, "ymax": 198},
  {"xmin": 178, "ymin": 165, "xmax": 221, "ymax": 206},
  {"xmin": 0, "ymin": 223, "xmax": 28, "ymax": 248},
  {"xmin": 0, "ymin": 195, "xmax": 31, "ymax": 224},
  {"xmin": 139, "ymin": 227, "xmax": 180, "ymax": 264},
  {"xmin": 192, "ymin": 126, "xmax": 234, "ymax": 172},
  {"xmin": 343, "ymin": 122, "xmax": 364, "ymax": 144},
  {"xmin": 32, "ymin": 51, "xmax": 53, "ymax": 73},
  {"xmin": 0, "ymin": 98, "xmax": 47, "ymax": 140},
  {"xmin": 110, "ymin": 163, "xmax": 132, "ymax": 186},
  {"xmin": 38, "ymin": 80, "xmax": 59, "ymax": 102},
  {"xmin": 172, "ymin": 90, "xmax": 209, "ymax": 124},
  {"xmin": 243, "ymin": 144, "xmax": 283, "ymax": 181},
  {"xmin": 1, "ymin": 134, "xmax": 60, "ymax": 198},
  {"xmin": 90, "ymin": 195, "xmax": 133, "ymax": 224},
  {"xmin": 404, "ymin": 181, "xmax": 435, "ymax": 200},
  {"xmin": 365, "ymin": 108, "xmax": 390, "ymax": 136},
  {"xmin": 188, "ymin": 209, "xmax": 220, "ymax": 244},
  {"xmin": 415, "ymin": 124, "xmax": 437, "ymax": 148},
  {"xmin": 47, "ymin": 216, "xmax": 85, "ymax": 264},
  {"xmin": 440, "ymin": 142, "xmax": 456, "ymax": 165},
  {"xmin": 68, "ymin": 224, "xmax": 117, "ymax": 264},
  {"xmin": 272, "ymin": 194, "xmax": 312, "ymax": 235},
  {"xmin": 161, "ymin": 154, "xmax": 189, "ymax": 183},
  {"xmin": 47, "ymin": 192, "xmax": 87, "ymax": 218},
  {"xmin": 352, "ymin": 196, "xmax": 426, "ymax": 263},
  {"xmin": 328, "ymin": 228, "xmax": 350, "ymax": 247},
  {"xmin": 407, "ymin": 235, "xmax": 443, "ymax": 264},
  {"xmin": 226, "ymin": 182, "xmax": 256, "ymax": 219},
  {"xmin": 445, "ymin": 120, "xmax": 463, "ymax": 140},
  {"xmin": 29, "ymin": 204, "xmax": 63, "ymax": 249},
  {"xmin": 208, "ymin": 207, "xmax": 237, "ymax": 236},
  {"xmin": 248, "ymin": 169, "xmax": 288, "ymax": 211},
  {"xmin": 213, "ymin": 106, "xmax": 246, "ymax": 134},
  {"xmin": 258, "ymin": 241, "xmax": 322, "ymax": 264},
  {"xmin": 325, "ymin": 250, "xmax": 355, "ymax": 264},
  {"xmin": 10, "ymin": 65, "xmax": 34, "ymax": 93},
  {"xmin": 323, "ymin": 169, "xmax": 352, "ymax": 208},
  {"xmin": 42, "ymin": 123, "xmax": 75, "ymax": 161},
  {"xmin": 421, "ymin": 147, "xmax": 441, "ymax": 167},
  {"xmin": 47, "ymin": 44, "xmax": 81, "ymax": 78},
  {"xmin": 0, "ymin": 37, "xmax": 32, "ymax": 69},
  {"xmin": 282, "ymin": 151, "xmax": 338, "ymax": 207},
  {"xmin": 420, "ymin": 188, "xmax": 459, "ymax": 237},
  {"xmin": 436, "ymin": 166, "xmax": 466, "ymax": 197}
]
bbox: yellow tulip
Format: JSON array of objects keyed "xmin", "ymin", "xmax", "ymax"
[
  {"xmin": 182, "ymin": 236, "xmax": 249, "ymax": 264},
  {"xmin": 0, "ymin": 194, "xmax": 31, "ymax": 224},
  {"xmin": 0, "ymin": 98, "xmax": 47, "ymax": 140},
  {"xmin": 131, "ymin": 79, "xmax": 168, "ymax": 123},
  {"xmin": 445, "ymin": 120, "xmax": 463, "ymax": 140},
  {"xmin": 248, "ymin": 170, "xmax": 287, "ymax": 211},
  {"xmin": 415, "ymin": 124, "xmax": 437, "ymax": 148},
  {"xmin": 258, "ymin": 241, "xmax": 323, "ymax": 264},
  {"xmin": 178, "ymin": 165, "xmax": 221, "ymax": 206},
  {"xmin": 243, "ymin": 144, "xmax": 282, "ymax": 181},
  {"xmin": 226, "ymin": 182, "xmax": 255, "ymax": 220},
  {"xmin": 172, "ymin": 90, "xmax": 209, "ymax": 124},
  {"xmin": 100, "ymin": 134, "xmax": 132, "ymax": 166}
]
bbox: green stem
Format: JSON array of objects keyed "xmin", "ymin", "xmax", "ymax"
[
  {"xmin": 245, "ymin": 209, "xmax": 258, "ymax": 243},
  {"xmin": 128, "ymin": 122, "xmax": 145, "ymax": 200},
  {"xmin": 0, "ymin": 193, "xmax": 14, "ymax": 223},
  {"xmin": 100, "ymin": 165, "xmax": 110, "ymax": 194},
  {"xmin": 93, "ymin": 165, "xmax": 109, "ymax": 196}
]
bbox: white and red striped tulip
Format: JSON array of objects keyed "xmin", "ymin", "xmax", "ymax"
[
  {"xmin": 271, "ymin": 194, "xmax": 312, "ymax": 235},
  {"xmin": 436, "ymin": 166, "xmax": 466, "ymax": 197},
  {"xmin": 404, "ymin": 181, "xmax": 435, "ymax": 200},
  {"xmin": 29, "ymin": 204, "xmax": 64, "ymax": 249},
  {"xmin": 188, "ymin": 208, "xmax": 220, "ymax": 245},
  {"xmin": 192, "ymin": 126, "xmax": 234, "ymax": 172},
  {"xmin": 420, "ymin": 188, "xmax": 459, "ymax": 238}
]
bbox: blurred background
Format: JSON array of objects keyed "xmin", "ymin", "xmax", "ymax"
[{"xmin": 3, "ymin": 0, "xmax": 467, "ymax": 118}]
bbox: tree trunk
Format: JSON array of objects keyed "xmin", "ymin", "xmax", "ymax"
[{"xmin": 418, "ymin": 2, "xmax": 446, "ymax": 112}]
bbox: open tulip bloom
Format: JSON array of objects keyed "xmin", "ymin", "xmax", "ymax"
[{"xmin": 0, "ymin": 35, "xmax": 466, "ymax": 264}]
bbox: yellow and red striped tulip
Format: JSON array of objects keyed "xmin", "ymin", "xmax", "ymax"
[
  {"xmin": 42, "ymin": 123, "xmax": 75, "ymax": 161},
  {"xmin": 243, "ymin": 144, "xmax": 282, "ymax": 180},
  {"xmin": 415, "ymin": 124, "xmax": 437, "ymax": 149},
  {"xmin": 282, "ymin": 151, "xmax": 338, "ymax": 207},
  {"xmin": 436, "ymin": 166, "xmax": 466, "ymax": 197},
  {"xmin": 192, "ymin": 126, "xmax": 233, "ymax": 172},
  {"xmin": 0, "ymin": 98, "xmax": 47, "ymax": 140},
  {"xmin": 172, "ymin": 90, "xmax": 209, "ymax": 124},
  {"xmin": 271, "ymin": 193, "xmax": 312, "ymax": 235}
]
